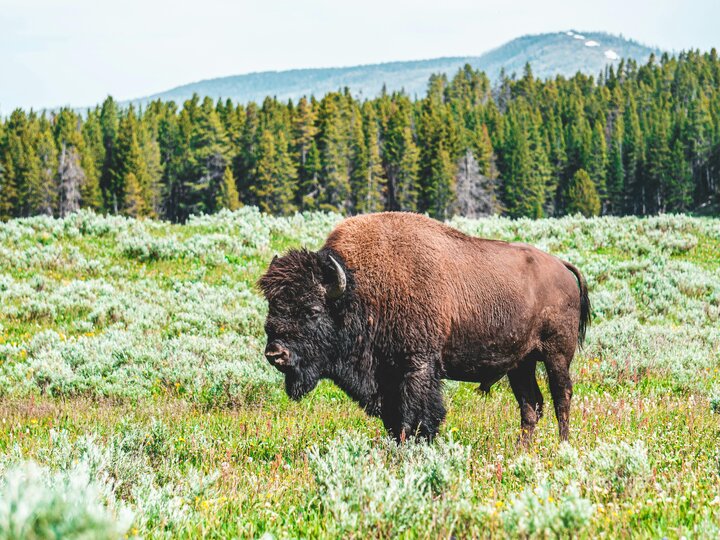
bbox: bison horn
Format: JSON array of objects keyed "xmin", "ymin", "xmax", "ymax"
[{"xmin": 326, "ymin": 255, "xmax": 346, "ymax": 299}]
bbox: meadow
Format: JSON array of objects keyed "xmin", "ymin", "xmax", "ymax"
[{"xmin": 0, "ymin": 208, "xmax": 718, "ymax": 538}]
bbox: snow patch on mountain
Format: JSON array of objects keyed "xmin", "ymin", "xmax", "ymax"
[
  {"xmin": 604, "ymin": 49, "xmax": 620, "ymax": 60},
  {"xmin": 585, "ymin": 40, "xmax": 600, "ymax": 47},
  {"xmin": 574, "ymin": 34, "xmax": 586, "ymax": 40}
]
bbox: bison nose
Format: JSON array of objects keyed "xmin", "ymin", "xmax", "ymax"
[{"xmin": 265, "ymin": 342, "xmax": 291, "ymax": 367}]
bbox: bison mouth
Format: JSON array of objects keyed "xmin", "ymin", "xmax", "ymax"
[{"xmin": 284, "ymin": 367, "xmax": 321, "ymax": 401}]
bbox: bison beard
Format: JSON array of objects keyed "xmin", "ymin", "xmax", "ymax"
[
  {"xmin": 284, "ymin": 366, "xmax": 321, "ymax": 401},
  {"xmin": 258, "ymin": 213, "xmax": 591, "ymax": 445}
]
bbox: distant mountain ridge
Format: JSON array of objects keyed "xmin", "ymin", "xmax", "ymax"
[{"xmin": 131, "ymin": 31, "xmax": 661, "ymax": 106}]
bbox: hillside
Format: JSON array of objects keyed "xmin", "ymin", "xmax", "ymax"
[{"xmin": 132, "ymin": 31, "xmax": 660, "ymax": 106}]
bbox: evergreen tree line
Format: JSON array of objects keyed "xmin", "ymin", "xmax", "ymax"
[{"xmin": 1, "ymin": 50, "xmax": 719, "ymax": 222}]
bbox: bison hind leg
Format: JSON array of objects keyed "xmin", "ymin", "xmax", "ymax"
[
  {"xmin": 508, "ymin": 356, "xmax": 544, "ymax": 448},
  {"xmin": 539, "ymin": 327, "xmax": 577, "ymax": 442},
  {"xmin": 543, "ymin": 351, "xmax": 573, "ymax": 442}
]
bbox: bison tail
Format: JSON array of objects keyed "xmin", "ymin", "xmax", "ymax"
[{"xmin": 564, "ymin": 262, "xmax": 591, "ymax": 347}]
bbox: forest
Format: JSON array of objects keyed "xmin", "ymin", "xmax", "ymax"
[{"xmin": 0, "ymin": 50, "xmax": 719, "ymax": 222}]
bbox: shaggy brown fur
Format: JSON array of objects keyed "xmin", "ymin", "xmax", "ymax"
[{"xmin": 259, "ymin": 212, "xmax": 590, "ymax": 445}]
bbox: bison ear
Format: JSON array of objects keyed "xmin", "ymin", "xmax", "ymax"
[
  {"xmin": 271, "ymin": 254, "xmax": 278, "ymax": 264},
  {"xmin": 324, "ymin": 255, "xmax": 347, "ymax": 299}
]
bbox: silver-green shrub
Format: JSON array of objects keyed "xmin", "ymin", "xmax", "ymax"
[
  {"xmin": 501, "ymin": 483, "xmax": 594, "ymax": 538},
  {"xmin": 0, "ymin": 461, "xmax": 134, "ymax": 540},
  {"xmin": 1, "ymin": 428, "xmax": 220, "ymax": 538},
  {"xmin": 308, "ymin": 431, "xmax": 476, "ymax": 535},
  {"xmin": 586, "ymin": 440, "xmax": 651, "ymax": 495}
]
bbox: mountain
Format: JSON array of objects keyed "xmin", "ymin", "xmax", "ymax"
[{"xmin": 131, "ymin": 31, "xmax": 660, "ymax": 106}]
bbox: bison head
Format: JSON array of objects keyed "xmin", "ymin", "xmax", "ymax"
[{"xmin": 257, "ymin": 249, "xmax": 348, "ymax": 400}]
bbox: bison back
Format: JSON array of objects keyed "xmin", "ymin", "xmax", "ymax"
[{"xmin": 324, "ymin": 213, "xmax": 581, "ymax": 366}]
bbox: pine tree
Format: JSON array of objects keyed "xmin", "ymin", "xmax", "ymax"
[
  {"xmin": 122, "ymin": 172, "xmax": 145, "ymax": 217},
  {"xmin": 350, "ymin": 104, "xmax": 386, "ymax": 214},
  {"xmin": 623, "ymin": 92, "xmax": 645, "ymax": 214},
  {"xmin": 113, "ymin": 108, "xmax": 151, "ymax": 216},
  {"xmin": 565, "ymin": 169, "xmax": 601, "ymax": 217},
  {"xmin": 182, "ymin": 97, "xmax": 232, "ymax": 220},
  {"xmin": 381, "ymin": 96, "xmax": 419, "ymax": 211},
  {"xmin": 251, "ymin": 130, "xmax": 297, "ymax": 215},
  {"xmin": 0, "ymin": 160, "xmax": 16, "ymax": 221},
  {"xmin": 0, "ymin": 143, "xmax": 19, "ymax": 221},
  {"xmin": 588, "ymin": 120, "xmax": 608, "ymax": 207},
  {"xmin": 215, "ymin": 165, "xmax": 241, "ymax": 211},
  {"xmin": 544, "ymin": 110, "xmax": 566, "ymax": 214},
  {"xmin": 34, "ymin": 121, "xmax": 58, "ymax": 215},
  {"xmin": 79, "ymin": 146, "xmax": 103, "ymax": 211},
  {"xmin": 426, "ymin": 143, "xmax": 456, "ymax": 219},
  {"xmin": 527, "ymin": 109, "xmax": 552, "ymax": 216},
  {"xmin": 606, "ymin": 115, "xmax": 625, "ymax": 215},
  {"xmin": 293, "ymin": 97, "xmax": 319, "ymax": 207},
  {"xmin": 300, "ymin": 140, "xmax": 322, "ymax": 210},
  {"xmin": 645, "ymin": 108, "xmax": 672, "ymax": 212},
  {"xmin": 349, "ymin": 106, "xmax": 368, "ymax": 213},
  {"xmin": 416, "ymin": 82, "xmax": 461, "ymax": 215},
  {"xmin": 564, "ymin": 97, "xmax": 592, "ymax": 176},
  {"xmin": 499, "ymin": 104, "xmax": 546, "ymax": 218},
  {"xmin": 359, "ymin": 109, "xmax": 387, "ymax": 213},
  {"xmin": 155, "ymin": 102, "xmax": 186, "ymax": 222},
  {"xmin": 217, "ymin": 99, "xmax": 245, "ymax": 150},
  {"xmin": 20, "ymin": 135, "xmax": 45, "ymax": 218},
  {"xmin": 515, "ymin": 63, "xmax": 537, "ymax": 104},
  {"xmin": 1, "ymin": 111, "xmax": 40, "ymax": 218},
  {"xmin": 394, "ymin": 126, "xmax": 420, "ymax": 212},
  {"xmin": 317, "ymin": 95, "xmax": 351, "ymax": 213},
  {"xmin": 99, "ymin": 96, "xmax": 119, "ymax": 212},
  {"xmin": 476, "ymin": 124, "xmax": 501, "ymax": 213},
  {"xmin": 82, "ymin": 109, "xmax": 106, "ymax": 185},
  {"xmin": 685, "ymin": 92, "xmax": 714, "ymax": 204},
  {"xmin": 139, "ymin": 116, "xmax": 163, "ymax": 217},
  {"xmin": 665, "ymin": 138, "xmax": 693, "ymax": 212},
  {"xmin": 273, "ymin": 131, "xmax": 298, "ymax": 215},
  {"xmin": 236, "ymin": 102, "xmax": 260, "ymax": 204}
]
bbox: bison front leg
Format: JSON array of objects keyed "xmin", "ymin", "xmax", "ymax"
[{"xmin": 384, "ymin": 361, "xmax": 446, "ymax": 442}]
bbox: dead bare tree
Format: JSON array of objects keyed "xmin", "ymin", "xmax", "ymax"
[
  {"xmin": 454, "ymin": 149, "xmax": 501, "ymax": 218},
  {"xmin": 58, "ymin": 144, "xmax": 83, "ymax": 217}
]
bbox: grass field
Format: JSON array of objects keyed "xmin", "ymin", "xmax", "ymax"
[{"xmin": 0, "ymin": 209, "xmax": 719, "ymax": 538}]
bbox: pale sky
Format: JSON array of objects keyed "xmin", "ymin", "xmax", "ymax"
[{"xmin": 1, "ymin": 0, "xmax": 717, "ymax": 112}]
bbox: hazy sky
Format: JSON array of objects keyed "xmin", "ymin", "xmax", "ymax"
[{"xmin": 1, "ymin": 0, "xmax": 718, "ymax": 112}]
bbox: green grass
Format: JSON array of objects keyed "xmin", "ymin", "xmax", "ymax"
[
  {"xmin": 1, "ymin": 386, "xmax": 717, "ymax": 538},
  {"xmin": 0, "ymin": 210, "xmax": 719, "ymax": 538}
]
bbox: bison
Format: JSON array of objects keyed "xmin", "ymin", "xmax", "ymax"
[{"xmin": 259, "ymin": 212, "xmax": 590, "ymax": 445}]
